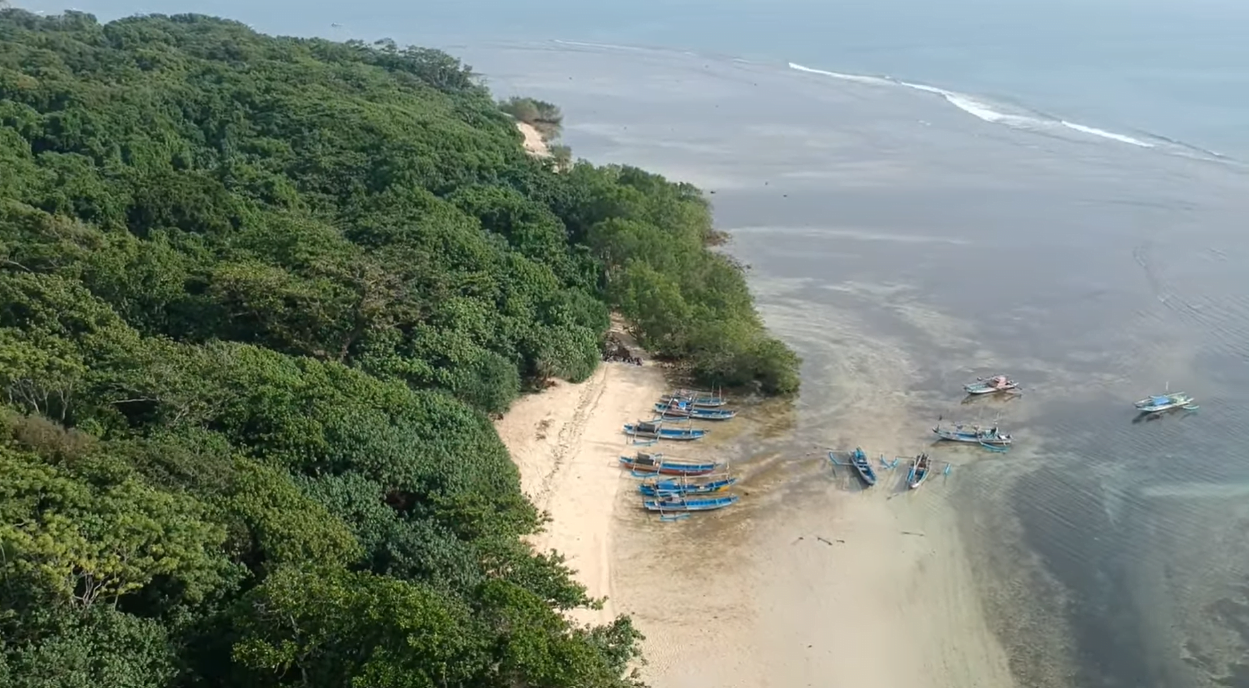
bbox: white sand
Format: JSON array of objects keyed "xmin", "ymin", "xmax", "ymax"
[
  {"xmin": 496, "ymin": 312, "xmax": 1014, "ymax": 686},
  {"xmin": 516, "ymin": 121, "xmax": 552, "ymax": 158},
  {"xmin": 607, "ymin": 475, "xmax": 1016, "ymax": 688},
  {"xmin": 494, "ymin": 333, "xmax": 665, "ymax": 626},
  {"xmin": 759, "ymin": 492, "xmax": 1017, "ymax": 688}
]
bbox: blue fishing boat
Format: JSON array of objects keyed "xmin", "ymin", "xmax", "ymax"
[
  {"xmin": 623, "ymin": 420, "xmax": 706, "ymax": 442},
  {"xmin": 652, "ymin": 403, "xmax": 738, "ymax": 421},
  {"xmin": 659, "ymin": 390, "xmax": 728, "ymax": 408},
  {"xmin": 638, "ymin": 473, "xmax": 738, "ymax": 497},
  {"xmin": 619, "ymin": 452, "xmax": 718, "ymax": 476},
  {"xmin": 907, "ymin": 453, "xmax": 932, "ymax": 490},
  {"xmin": 932, "ymin": 420, "xmax": 1012, "ymax": 446},
  {"xmin": 1134, "ymin": 392, "xmax": 1197, "ymax": 414},
  {"xmin": 642, "ymin": 493, "xmax": 740, "ymax": 512},
  {"xmin": 830, "ymin": 448, "xmax": 877, "ymax": 486}
]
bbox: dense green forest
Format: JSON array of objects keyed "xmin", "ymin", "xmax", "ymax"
[{"xmin": 0, "ymin": 9, "xmax": 799, "ymax": 688}]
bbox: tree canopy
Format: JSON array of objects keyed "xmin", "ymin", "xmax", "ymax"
[{"xmin": 0, "ymin": 9, "xmax": 799, "ymax": 688}]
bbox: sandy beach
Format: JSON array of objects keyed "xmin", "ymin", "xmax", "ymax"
[
  {"xmin": 606, "ymin": 461, "xmax": 1016, "ymax": 688},
  {"xmin": 494, "ymin": 327, "xmax": 665, "ymax": 626},
  {"xmin": 516, "ymin": 121, "xmax": 551, "ymax": 158},
  {"xmin": 495, "ymin": 322, "xmax": 1015, "ymax": 687}
]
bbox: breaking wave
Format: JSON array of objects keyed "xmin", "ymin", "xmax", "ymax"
[
  {"xmin": 789, "ymin": 61, "xmax": 1166, "ymax": 150},
  {"xmin": 535, "ymin": 41, "xmax": 1231, "ymax": 163}
]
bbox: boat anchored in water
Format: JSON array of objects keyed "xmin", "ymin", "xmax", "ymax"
[
  {"xmin": 963, "ymin": 375, "xmax": 1019, "ymax": 395},
  {"xmin": 932, "ymin": 420, "xmax": 1012, "ymax": 446},
  {"xmin": 1134, "ymin": 391, "xmax": 1198, "ymax": 414}
]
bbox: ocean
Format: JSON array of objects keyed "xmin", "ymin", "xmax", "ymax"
[{"xmin": 27, "ymin": 1, "xmax": 1249, "ymax": 685}]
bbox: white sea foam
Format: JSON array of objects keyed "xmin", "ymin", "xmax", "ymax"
[
  {"xmin": 1059, "ymin": 120, "xmax": 1154, "ymax": 148},
  {"xmin": 787, "ymin": 62, "xmax": 894, "ymax": 87},
  {"xmin": 551, "ymin": 39, "xmax": 650, "ymax": 53},
  {"xmin": 788, "ymin": 61, "xmax": 1160, "ymax": 151}
]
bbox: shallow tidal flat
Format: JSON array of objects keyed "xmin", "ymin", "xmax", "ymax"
[{"xmin": 463, "ymin": 40, "xmax": 1249, "ymax": 688}]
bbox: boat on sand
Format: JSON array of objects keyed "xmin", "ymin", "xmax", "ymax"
[
  {"xmin": 907, "ymin": 453, "xmax": 932, "ymax": 489},
  {"xmin": 641, "ymin": 493, "xmax": 739, "ymax": 513},
  {"xmin": 652, "ymin": 402, "xmax": 738, "ymax": 421},
  {"xmin": 638, "ymin": 473, "xmax": 738, "ymax": 497},
  {"xmin": 623, "ymin": 420, "xmax": 706, "ymax": 442},
  {"xmin": 830, "ymin": 448, "xmax": 877, "ymax": 486},
  {"xmin": 619, "ymin": 452, "xmax": 718, "ymax": 476}
]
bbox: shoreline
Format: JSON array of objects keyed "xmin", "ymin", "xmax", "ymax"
[
  {"xmin": 495, "ymin": 326, "xmax": 1016, "ymax": 687},
  {"xmin": 493, "ymin": 325, "xmax": 665, "ymax": 627}
]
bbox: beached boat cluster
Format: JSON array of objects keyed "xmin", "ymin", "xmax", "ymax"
[
  {"xmin": 620, "ymin": 388, "xmax": 741, "ymax": 519},
  {"xmin": 829, "ymin": 373, "xmax": 1200, "ymax": 492}
]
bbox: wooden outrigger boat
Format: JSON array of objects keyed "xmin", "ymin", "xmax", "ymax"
[
  {"xmin": 623, "ymin": 420, "xmax": 706, "ymax": 442},
  {"xmin": 638, "ymin": 473, "xmax": 738, "ymax": 497},
  {"xmin": 932, "ymin": 420, "xmax": 1012, "ymax": 446},
  {"xmin": 652, "ymin": 402, "xmax": 738, "ymax": 421},
  {"xmin": 619, "ymin": 452, "xmax": 719, "ymax": 476},
  {"xmin": 642, "ymin": 493, "xmax": 739, "ymax": 513},
  {"xmin": 830, "ymin": 448, "xmax": 877, "ymax": 486},
  {"xmin": 907, "ymin": 453, "xmax": 932, "ymax": 489},
  {"xmin": 963, "ymin": 375, "xmax": 1019, "ymax": 395},
  {"xmin": 658, "ymin": 389, "xmax": 728, "ymax": 408},
  {"xmin": 1134, "ymin": 391, "xmax": 1197, "ymax": 414}
]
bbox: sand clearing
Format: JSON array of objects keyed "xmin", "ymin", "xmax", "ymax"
[
  {"xmin": 516, "ymin": 121, "xmax": 552, "ymax": 157},
  {"xmin": 494, "ymin": 332, "xmax": 665, "ymax": 626}
]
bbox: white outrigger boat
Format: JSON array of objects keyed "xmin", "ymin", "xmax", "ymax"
[
  {"xmin": 932, "ymin": 420, "xmax": 1012, "ymax": 447},
  {"xmin": 1134, "ymin": 391, "xmax": 1197, "ymax": 414},
  {"xmin": 963, "ymin": 375, "xmax": 1019, "ymax": 395}
]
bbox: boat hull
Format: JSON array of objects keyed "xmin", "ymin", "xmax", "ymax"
[
  {"xmin": 659, "ymin": 394, "xmax": 727, "ymax": 409},
  {"xmin": 964, "ymin": 383, "xmax": 1019, "ymax": 395},
  {"xmin": 642, "ymin": 494, "xmax": 739, "ymax": 512},
  {"xmin": 653, "ymin": 404, "xmax": 738, "ymax": 421},
  {"xmin": 831, "ymin": 450, "xmax": 877, "ymax": 486},
  {"xmin": 623, "ymin": 424, "xmax": 707, "ymax": 441},
  {"xmin": 639, "ymin": 476, "xmax": 737, "ymax": 496},
  {"xmin": 907, "ymin": 456, "xmax": 931, "ymax": 489},
  {"xmin": 619, "ymin": 455, "xmax": 717, "ymax": 476},
  {"xmin": 1136, "ymin": 404, "xmax": 1185, "ymax": 413},
  {"xmin": 963, "ymin": 376, "xmax": 1018, "ymax": 395},
  {"xmin": 932, "ymin": 428, "xmax": 1012, "ymax": 445}
]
